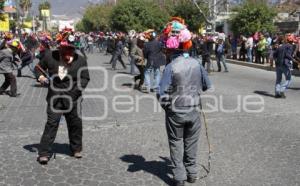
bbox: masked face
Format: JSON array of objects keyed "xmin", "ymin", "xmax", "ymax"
[{"xmin": 60, "ymin": 46, "xmax": 75, "ymax": 63}]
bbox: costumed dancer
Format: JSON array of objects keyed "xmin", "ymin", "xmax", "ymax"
[
  {"xmin": 36, "ymin": 30, "xmax": 90, "ymax": 164},
  {"xmin": 0, "ymin": 39, "xmax": 23, "ymax": 97},
  {"xmin": 158, "ymin": 17, "xmax": 212, "ymax": 186},
  {"xmin": 131, "ymin": 34, "xmax": 146, "ymax": 90},
  {"xmin": 111, "ymin": 33, "xmax": 127, "ymax": 70}
]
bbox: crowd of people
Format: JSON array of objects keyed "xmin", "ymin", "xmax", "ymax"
[
  {"xmin": 223, "ymin": 32, "xmax": 300, "ymax": 70},
  {"xmin": 0, "ymin": 16, "xmax": 299, "ymax": 185}
]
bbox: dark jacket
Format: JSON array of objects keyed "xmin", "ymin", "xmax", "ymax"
[
  {"xmin": 36, "ymin": 50, "xmax": 90, "ymax": 105},
  {"xmin": 200, "ymin": 40, "xmax": 212, "ymax": 57},
  {"xmin": 273, "ymin": 43, "xmax": 294, "ymax": 67},
  {"xmin": 143, "ymin": 39, "xmax": 165, "ymax": 68},
  {"xmin": 0, "ymin": 48, "xmax": 17, "ymax": 74},
  {"xmin": 106, "ymin": 38, "xmax": 116, "ymax": 54},
  {"xmin": 114, "ymin": 40, "xmax": 124, "ymax": 56}
]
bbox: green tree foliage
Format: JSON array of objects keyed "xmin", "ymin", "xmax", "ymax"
[
  {"xmin": 110, "ymin": 0, "xmax": 169, "ymax": 32},
  {"xmin": 171, "ymin": 0, "xmax": 208, "ymax": 32},
  {"xmin": 79, "ymin": 4, "xmax": 112, "ymax": 32},
  {"xmin": 38, "ymin": 1, "xmax": 51, "ymax": 10},
  {"xmin": 0, "ymin": 0, "xmax": 5, "ymax": 21},
  {"xmin": 75, "ymin": 21, "xmax": 85, "ymax": 32},
  {"xmin": 230, "ymin": 0, "xmax": 277, "ymax": 35}
]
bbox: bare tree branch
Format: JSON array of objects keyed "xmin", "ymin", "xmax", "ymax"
[{"xmin": 190, "ymin": 0, "xmax": 213, "ymax": 24}]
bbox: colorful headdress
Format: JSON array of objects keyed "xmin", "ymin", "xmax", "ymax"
[
  {"xmin": 7, "ymin": 39, "xmax": 26, "ymax": 52},
  {"xmin": 56, "ymin": 28, "xmax": 76, "ymax": 48},
  {"xmin": 162, "ymin": 17, "xmax": 192, "ymax": 50},
  {"xmin": 4, "ymin": 32, "xmax": 13, "ymax": 40}
]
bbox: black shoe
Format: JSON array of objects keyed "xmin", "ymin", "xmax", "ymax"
[
  {"xmin": 173, "ymin": 180, "xmax": 185, "ymax": 186},
  {"xmin": 17, "ymin": 70, "xmax": 22, "ymax": 77},
  {"xmin": 7, "ymin": 92, "xmax": 20, "ymax": 97},
  {"xmin": 280, "ymin": 92, "xmax": 286, "ymax": 99},
  {"xmin": 187, "ymin": 175, "xmax": 199, "ymax": 183},
  {"xmin": 275, "ymin": 94, "xmax": 281, "ymax": 98}
]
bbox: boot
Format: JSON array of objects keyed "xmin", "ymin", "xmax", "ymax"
[{"xmin": 17, "ymin": 70, "xmax": 22, "ymax": 77}]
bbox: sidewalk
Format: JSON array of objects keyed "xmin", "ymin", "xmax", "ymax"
[{"xmin": 224, "ymin": 58, "xmax": 300, "ymax": 76}]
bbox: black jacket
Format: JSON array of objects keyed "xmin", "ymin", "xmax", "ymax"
[
  {"xmin": 143, "ymin": 39, "xmax": 165, "ymax": 68},
  {"xmin": 36, "ymin": 50, "xmax": 90, "ymax": 105},
  {"xmin": 273, "ymin": 43, "xmax": 294, "ymax": 67}
]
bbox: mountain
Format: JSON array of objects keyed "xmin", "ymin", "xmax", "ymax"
[{"xmin": 31, "ymin": 0, "xmax": 105, "ymax": 18}]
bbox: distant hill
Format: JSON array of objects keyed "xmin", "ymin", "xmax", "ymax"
[
  {"xmin": 32, "ymin": 0, "xmax": 104, "ymax": 18},
  {"xmin": 275, "ymin": 0, "xmax": 300, "ymax": 12}
]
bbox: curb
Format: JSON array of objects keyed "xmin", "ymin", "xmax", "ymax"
[{"xmin": 225, "ymin": 58, "xmax": 300, "ymax": 76}]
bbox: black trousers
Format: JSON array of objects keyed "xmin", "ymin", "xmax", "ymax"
[
  {"xmin": 134, "ymin": 65, "xmax": 145, "ymax": 88},
  {"xmin": 38, "ymin": 101, "xmax": 83, "ymax": 157},
  {"xmin": 80, "ymin": 48, "xmax": 87, "ymax": 59},
  {"xmin": 111, "ymin": 54, "xmax": 126, "ymax": 69},
  {"xmin": 202, "ymin": 55, "xmax": 211, "ymax": 73},
  {"xmin": 256, "ymin": 50, "xmax": 265, "ymax": 64},
  {"xmin": 0, "ymin": 73, "xmax": 17, "ymax": 95}
]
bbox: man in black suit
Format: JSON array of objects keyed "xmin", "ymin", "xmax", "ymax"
[{"xmin": 36, "ymin": 32, "xmax": 90, "ymax": 164}]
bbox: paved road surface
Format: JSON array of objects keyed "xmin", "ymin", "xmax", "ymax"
[{"xmin": 0, "ymin": 53, "xmax": 299, "ymax": 186}]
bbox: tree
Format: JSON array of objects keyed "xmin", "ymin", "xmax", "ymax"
[
  {"xmin": 110, "ymin": 0, "xmax": 169, "ymax": 32},
  {"xmin": 0, "ymin": 0, "xmax": 5, "ymax": 21},
  {"xmin": 171, "ymin": 0, "xmax": 209, "ymax": 32},
  {"xmin": 38, "ymin": 1, "xmax": 51, "ymax": 11},
  {"xmin": 19, "ymin": 0, "xmax": 32, "ymax": 17},
  {"xmin": 80, "ymin": 4, "xmax": 113, "ymax": 31},
  {"xmin": 230, "ymin": 0, "xmax": 277, "ymax": 35},
  {"xmin": 75, "ymin": 20, "xmax": 85, "ymax": 32}
]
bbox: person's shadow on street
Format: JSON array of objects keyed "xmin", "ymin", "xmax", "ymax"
[
  {"xmin": 120, "ymin": 155, "xmax": 173, "ymax": 186},
  {"xmin": 253, "ymin": 90, "xmax": 275, "ymax": 98},
  {"xmin": 23, "ymin": 143, "xmax": 72, "ymax": 157}
]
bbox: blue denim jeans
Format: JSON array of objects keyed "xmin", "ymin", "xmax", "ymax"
[
  {"xmin": 144, "ymin": 66, "xmax": 160, "ymax": 89},
  {"xmin": 216, "ymin": 54, "xmax": 228, "ymax": 71},
  {"xmin": 247, "ymin": 48, "xmax": 253, "ymax": 63},
  {"xmin": 275, "ymin": 66, "xmax": 292, "ymax": 94}
]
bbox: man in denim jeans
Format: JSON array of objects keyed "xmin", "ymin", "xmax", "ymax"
[
  {"xmin": 246, "ymin": 35, "xmax": 254, "ymax": 63},
  {"xmin": 215, "ymin": 38, "xmax": 229, "ymax": 72},
  {"xmin": 143, "ymin": 31, "xmax": 165, "ymax": 93},
  {"xmin": 273, "ymin": 34, "xmax": 295, "ymax": 98}
]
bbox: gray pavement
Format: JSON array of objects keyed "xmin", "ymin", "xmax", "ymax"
[{"xmin": 0, "ymin": 53, "xmax": 299, "ymax": 186}]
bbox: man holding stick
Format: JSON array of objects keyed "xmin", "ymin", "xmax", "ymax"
[
  {"xmin": 36, "ymin": 31, "xmax": 90, "ymax": 164},
  {"xmin": 158, "ymin": 18, "xmax": 212, "ymax": 186}
]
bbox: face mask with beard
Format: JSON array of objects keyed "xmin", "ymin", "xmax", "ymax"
[{"xmin": 60, "ymin": 47, "xmax": 75, "ymax": 64}]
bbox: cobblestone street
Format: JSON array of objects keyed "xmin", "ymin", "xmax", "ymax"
[{"xmin": 0, "ymin": 53, "xmax": 299, "ymax": 186}]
